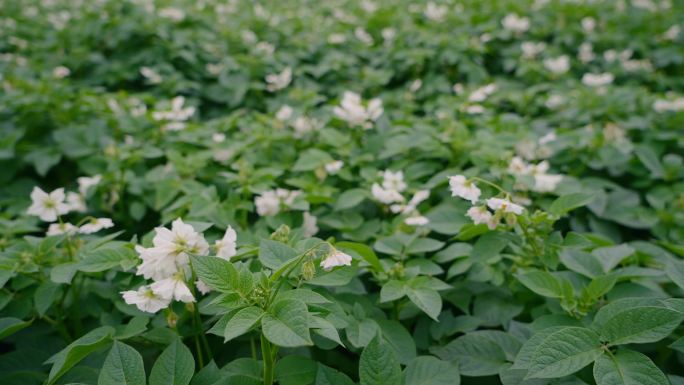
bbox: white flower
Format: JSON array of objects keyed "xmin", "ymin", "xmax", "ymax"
[
  {"xmin": 502, "ymin": 14, "xmax": 530, "ymax": 34},
  {"xmin": 276, "ymin": 105, "xmax": 294, "ymax": 121},
  {"xmin": 468, "ymin": 84, "xmax": 496, "ymax": 102},
  {"xmin": 320, "ymin": 248, "xmax": 352, "ymax": 271},
  {"xmin": 255, "ymin": 189, "xmax": 302, "ymax": 216},
  {"xmin": 653, "ymin": 98, "xmax": 684, "ymax": 112},
  {"xmin": 159, "ymin": 7, "xmax": 185, "ymax": 21},
  {"xmin": 486, "ymin": 197, "xmax": 524, "ymax": 215},
  {"xmin": 372, "ymin": 183, "xmax": 404, "ymax": 205},
  {"xmin": 266, "ymin": 67, "xmax": 292, "ymax": 92},
  {"xmin": 449, "ymin": 175, "xmax": 481, "ymax": 204},
  {"xmin": 140, "ymin": 67, "xmax": 162, "ymax": 84},
  {"xmin": 291, "ymin": 116, "xmax": 320, "ymax": 136},
  {"xmin": 77, "ymin": 175, "xmax": 101, "ymax": 196},
  {"xmin": 533, "ymin": 173, "xmax": 563, "ymax": 193},
  {"xmin": 466, "ymin": 206, "xmax": 497, "ymax": 229},
  {"xmin": 333, "ymin": 91, "xmax": 383, "ymax": 129},
  {"xmin": 151, "ymin": 275, "xmax": 195, "ymax": 303},
  {"xmin": 27, "ymin": 187, "xmax": 70, "ymax": 222},
  {"xmin": 302, "ymin": 212, "xmax": 319, "ymax": 237},
  {"xmin": 424, "ymin": 2, "xmax": 447, "ymax": 22},
  {"xmin": 325, "ymin": 160, "xmax": 344, "ymax": 175},
  {"xmin": 215, "ymin": 226, "xmax": 237, "ymax": 260},
  {"xmin": 255, "ymin": 41, "xmax": 275, "ymax": 55},
  {"xmin": 47, "ymin": 222, "xmax": 77, "ymax": 236},
  {"xmin": 543, "ymin": 55, "xmax": 570, "ymax": 74},
  {"xmin": 79, "ymin": 218, "xmax": 114, "ymax": 234},
  {"xmin": 52, "ymin": 66, "xmax": 70, "ymax": 79},
  {"xmin": 539, "ymin": 132, "xmax": 557, "ymax": 145},
  {"xmin": 545, "ymin": 94, "xmax": 565, "ymax": 109},
  {"xmin": 452, "ymin": 83, "xmax": 464, "ymax": 94},
  {"xmin": 465, "ymin": 105, "xmax": 485, "ymax": 114},
  {"xmin": 212, "ymin": 133, "xmax": 226, "ymax": 143},
  {"xmin": 354, "ymin": 27, "xmax": 374, "ymax": 45},
  {"xmin": 122, "ymin": 285, "xmax": 171, "ymax": 313},
  {"xmin": 582, "ymin": 72, "xmax": 614, "ymax": 87},
  {"xmin": 195, "ymin": 280, "xmax": 211, "ymax": 295},
  {"xmin": 381, "ymin": 28, "xmax": 396, "ymax": 42},
  {"xmin": 578, "ymin": 42, "xmax": 595, "ymax": 63},
  {"xmin": 65, "ymin": 192, "xmax": 87, "ymax": 213},
  {"xmin": 663, "ymin": 25, "xmax": 680, "ymax": 40},
  {"xmin": 152, "ymin": 96, "xmax": 195, "ymax": 131},
  {"xmin": 581, "ymin": 17, "xmax": 596, "ymax": 33},
  {"xmin": 328, "ymin": 33, "xmax": 347, "ymax": 44},
  {"xmin": 136, "ymin": 245, "xmax": 178, "ymax": 281},
  {"xmin": 409, "ymin": 79, "xmax": 423, "ymax": 92},
  {"xmin": 405, "ymin": 215, "xmax": 429, "ymax": 226},
  {"xmin": 521, "ymin": 41, "xmax": 546, "ymax": 58},
  {"xmin": 508, "ymin": 156, "xmax": 531, "ymax": 176},
  {"xmin": 382, "ymin": 170, "xmax": 407, "ymax": 192}
]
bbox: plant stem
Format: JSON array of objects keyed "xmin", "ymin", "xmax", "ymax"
[{"xmin": 261, "ymin": 333, "xmax": 275, "ymax": 385}]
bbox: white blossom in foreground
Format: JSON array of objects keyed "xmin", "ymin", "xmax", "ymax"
[
  {"xmin": 501, "ymin": 14, "xmax": 530, "ymax": 34},
  {"xmin": 302, "ymin": 212, "xmax": 319, "ymax": 237},
  {"xmin": 79, "ymin": 218, "xmax": 114, "ymax": 234},
  {"xmin": 47, "ymin": 222, "xmax": 78, "ymax": 236},
  {"xmin": 449, "ymin": 175, "xmax": 481, "ymax": 204},
  {"xmin": 65, "ymin": 192, "xmax": 87, "ymax": 213},
  {"xmin": 333, "ymin": 91, "xmax": 383, "ymax": 129},
  {"xmin": 543, "ymin": 55, "xmax": 570, "ymax": 74},
  {"xmin": 320, "ymin": 248, "xmax": 352, "ymax": 271},
  {"xmin": 466, "ymin": 206, "xmax": 497, "ymax": 229},
  {"xmin": 325, "ymin": 160, "xmax": 344, "ymax": 175},
  {"xmin": 215, "ymin": 226, "xmax": 237, "ymax": 260},
  {"xmin": 265, "ymin": 67, "xmax": 292, "ymax": 92},
  {"xmin": 486, "ymin": 197, "xmax": 525, "ymax": 215},
  {"xmin": 372, "ymin": 183, "xmax": 404, "ymax": 205},
  {"xmin": 582, "ymin": 72, "xmax": 614, "ymax": 87},
  {"xmin": 122, "ymin": 285, "xmax": 171, "ymax": 313},
  {"xmin": 27, "ymin": 187, "xmax": 70, "ymax": 222},
  {"xmin": 381, "ymin": 170, "xmax": 407, "ymax": 192},
  {"xmin": 151, "ymin": 275, "xmax": 195, "ymax": 303},
  {"xmin": 255, "ymin": 189, "xmax": 302, "ymax": 216}
]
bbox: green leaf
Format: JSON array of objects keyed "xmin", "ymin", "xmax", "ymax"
[
  {"xmin": 591, "ymin": 244, "xmax": 634, "ymax": 273},
  {"xmin": 46, "ymin": 326, "xmax": 115, "ymax": 385},
  {"xmin": 190, "ymin": 255, "xmax": 238, "ymax": 293},
  {"xmin": 275, "ymin": 355, "xmax": 317, "ymax": 385},
  {"xmin": 377, "ymin": 319, "xmax": 416, "ymax": 365},
  {"xmin": 549, "ymin": 193, "xmax": 595, "ymax": 216},
  {"xmin": 0, "ymin": 317, "xmax": 32, "ymax": 340},
  {"xmin": 334, "ymin": 189, "xmax": 367, "ymax": 211},
  {"xmin": 262, "ymin": 299, "xmax": 312, "ymax": 347},
  {"xmin": 78, "ymin": 243, "xmax": 137, "ymax": 272},
  {"xmin": 98, "ymin": 341, "xmax": 146, "ymax": 385},
  {"xmin": 560, "ymin": 249, "xmax": 604, "ymax": 278},
  {"xmin": 34, "ymin": 281, "xmax": 61, "ymax": 316},
  {"xmin": 512, "ymin": 326, "xmax": 567, "ymax": 370},
  {"xmin": 406, "ymin": 287, "xmax": 442, "ymax": 321},
  {"xmin": 259, "ymin": 240, "xmax": 298, "ymax": 270},
  {"xmin": 430, "ymin": 333, "xmax": 507, "ymax": 376},
  {"xmin": 336, "ymin": 241, "xmax": 382, "ymax": 272},
  {"xmin": 471, "ymin": 232, "xmax": 509, "ymax": 262},
  {"xmin": 380, "ymin": 280, "xmax": 406, "ymax": 303},
  {"xmin": 593, "ymin": 349, "xmax": 669, "ymax": 385},
  {"xmin": 359, "ymin": 336, "xmax": 403, "ymax": 385},
  {"xmin": 516, "ymin": 270, "xmax": 567, "ymax": 299},
  {"xmin": 596, "ymin": 306, "xmax": 684, "ymax": 346},
  {"xmin": 315, "ymin": 364, "xmax": 355, "ymax": 385},
  {"xmin": 148, "ymin": 339, "xmax": 195, "ymax": 385},
  {"xmin": 634, "ymin": 145, "xmax": 665, "ymax": 179},
  {"xmin": 582, "ymin": 275, "xmax": 617, "ymax": 301},
  {"xmin": 406, "ymin": 238, "xmax": 444, "ymax": 254},
  {"xmin": 404, "ymin": 356, "xmax": 460, "ymax": 385},
  {"xmin": 527, "ymin": 327, "xmax": 603, "ymax": 379},
  {"xmin": 223, "ymin": 307, "xmax": 264, "ymax": 342}
]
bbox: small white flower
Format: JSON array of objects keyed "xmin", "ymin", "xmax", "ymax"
[
  {"xmin": 215, "ymin": 226, "xmax": 237, "ymax": 260},
  {"xmin": 405, "ymin": 214, "xmax": 429, "ymax": 226},
  {"xmin": 65, "ymin": 192, "xmax": 87, "ymax": 213},
  {"xmin": 372, "ymin": 183, "xmax": 404, "ymax": 205},
  {"xmin": 578, "ymin": 42, "xmax": 595, "ymax": 63},
  {"xmin": 255, "ymin": 189, "xmax": 301, "ymax": 216},
  {"xmin": 333, "ymin": 91, "xmax": 383, "ymax": 129},
  {"xmin": 195, "ymin": 280, "xmax": 211, "ymax": 295},
  {"xmin": 449, "ymin": 175, "xmax": 481, "ymax": 204},
  {"xmin": 533, "ymin": 173, "xmax": 563, "ymax": 193},
  {"xmin": 47, "ymin": 222, "xmax": 77, "ymax": 236},
  {"xmin": 465, "ymin": 105, "xmax": 485, "ymax": 114},
  {"xmin": 582, "ymin": 72, "xmax": 614, "ymax": 87},
  {"xmin": 486, "ymin": 197, "xmax": 524, "ymax": 215},
  {"xmin": 52, "ymin": 66, "xmax": 70, "ymax": 79},
  {"xmin": 291, "ymin": 116, "xmax": 320, "ymax": 137},
  {"xmin": 381, "ymin": 28, "xmax": 396, "ymax": 42},
  {"xmin": 663, "ymin": 25, "xmax": 680, "ymax": 40},
  {"xmin": 545, "ymin": 94, "xmax": 565, "ymax": 109},
  {"xmin": 122, "ymin": 285, "xmax": 171, "ymax": 313},
  {"xmin": 77, "ymin": 175, "xmax": 101, "ymax": 196},
  {"xmin": 468, "ymin": 84, "xmax": 496, "ymax": 102},
  {"xmin": 212, "ymin": 133, "xmax": 226, "ymax": 143},
  {"xmin": 159, "ymin": 7, "xmax": 185, "ymax": 21},
  {"xmin": 266, "ymin": 67, "xmax": 292, "ymax": 92},
  {"xmin": 276, "ymin": 105, "xmax": 294, "ymax": 121},
  {"xmin": 325, "ymin": 160, "xmax": 344, "ymax": 175},
  {"xmin": 409, "ymin": 79, "xmax": 423, "ymax": 92},
  {"xmin": 382, "ymin": 170, "xmax": 407, "ymax": 192},
  {"xmin": 302, "ymin": 212, "xmax": 319, "ymax": 237},
  {"xmin": 539, "ymin": 132, "xmax": 557, "ymax": 145},
  {"xmin": 508, "ymin": 156, "xmax": 531, "ymax": 176},
  {"xmin": 543, "ymin": 55, "xmax": 570, "ymax": 74},
  {"xmin": 140, "ymin": 67, "xmax": 162, "ymax": 84},
  {"xmin": 151, "ymin": 275, "xmax": 195, "ymax": 303},
  {"xmin": 502, "ymin": 13, "xmax": 530, "ymax": 34},
  {"xmin": 653, "ymin": 97, "xmax": 684, "ymax": 112},
  {"xmin": 354, "ymin": 27, "xmax": 374, "ymax": 45},
  {"xmin": 152, "ymin": 96, "xmax": 195, "ymax": 131},
  {"xmin": 466, "ymin": 206, "xmax": 498, "ymax": 229},
  {"xmin": 328, "ymin": 33, "xmax": 347, "ymax": 44},
  {"xmin": 79, "ymin": 218, "xmax": 114, "ymax": 234},
  {"xmin": 521, "ymin": 41, "xmax": 546, "ymax": 58},
  {"xmin": 581, "ymin": 17, "xmax": 596, "ymax": 33},
  {"xmin": 424, "ymin": 2, "xmax": 447, "ymax": 22},
  {"xmin": 320, "ymin": 248, "xmax": 352, "ymax": 271},
  {"xmin": 27, "ymin": 187, "xmax": 70, "ymax": 222}
]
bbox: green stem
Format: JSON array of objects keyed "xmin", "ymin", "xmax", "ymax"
[
  {"xmin": 261, "ymin": 333, "xmax": 275, "ymax": 385},
  {"xmin": 192, "ymin": 310, "xmax": 205, "ymax": 369},
  {"xmin": 469, "ymin": 176, "xmax": 509, "ymax": 195}
]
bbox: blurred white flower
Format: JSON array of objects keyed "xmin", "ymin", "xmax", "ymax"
[
  {"xmin": 122, "ymin": 285, "xmax": 171, "ymax": 313},
  {"xmin": 543, "ymin": 55, "xmax": 570, "ymax": 74},
  {"xmin": 653, "ymin": 97, "xmax": 684, "ymax": 112},
  {"xmin": 151, "ymin": 275, "xmax": 194, "ymax": 303},
  {"xmin": 521, "ymin": 42, "xmax": 546, "ymax": 58},
  {"xmin": 449, "ymin": 175, "xmax": 481, "ymax": 204},
  {"xmin": 255, "ymin": 189, "xmax": 301, "ymax": 216},
  {"xmin": 581, "ymin": 17, "xmax": 596, "ymax": 33},
  {"xmin": 539, "ymin": 132, "xmax": 557, "ymax": 145},
  {"xmin": 215, "ymin": 226, "xmax": 237, "ymax": 260},
  {"xmin": 405, "ymin": 214, "xmax": 429, "ymax": 226},
  {"xmin": 486, "ymin": 197, "xmax": 524, "ymax": 214},
  {"xmin": 424, "ymin": 2, "xmax": 447, "ymax": 22},
  {"xmin": 328, "ymin": 33, "xmax": 347, "ymax": 44},
  {"xmin": 140, "ymin": 67, "xmax": 162, "ymax": 84},
  {"xmin": 302, "ymin": 212, "xmax": 319, "ymax": 237},
  {"xmin": 66, "ymin": 192, "xmax": 87, "ymax": 213},
  {"xmin": 195, "ymin": 280, "xmax": 211, "ymax": 295},
  {"xmin": 382, "ymin": 170, "xmax": 407, "ymax": 192},
  {"xmin": 578, "ymin": 42, "xmax": 595, "ymax": 63},
  {"xmin": 212, "ymin": 133, "xmax": 226, "ymax": 143},
  {"xmin": 27, "ymin": 187, "xmax": 70, "ymax": 222},
  {"xmin": 320, "ymin": 248, "xmax": 352, "ymax": 271},
  {"xmin": 47, "ymin": 222, "xmax": 77, "ymax": 236},
  {"xmin": 153, "ymin": 96, "xmax": 195, "ymax": 131},
  {"xmin": 333, "ymin": 91, "xmax": 383, "ymax": 129},
  {"xmin": 276, "ymin": 105, "xmax": 294, "ymax": 121},
  {"xmin": 325, "ymin": 160, "xmax": 344, "ymax": 174},
  {"xmin": 255, "ymin": 41, "xmax": 275, "ymax": 55},
  {"xmin": 468, "ymin": 83, "xmax": 496, "ymax": 102},
  {"xmin": 582, "ymin": 72, "xmax": 614, "ymax": 87},
  {"xmin": 545, "ymin": 94, "xmax": 565, "ymax": 109},
  {"xmin": 409, "ymin": 79, "xmax": 423, "ymax": 92},
  {"xmin": 77, "ymin": 175, "xmax": 101, "ymax": 196},
  {"xmin": 52, "ymin": 66, "xmax": 70, "ymax": 79},
  {"xmin": 355, "ymin": 27, "xmax": 374, "ymax": 45},
  {"xmin": 466, "ymin": 206, "xmax": 497, "ymax": 229},
  {"xmin": 291, "ymin": 116, "xmax": 320, "ymax": 137},
  {"xmin": 79, "ymin": 218, "xmax": 114, "ymax": 234},
  {"xmin": 502, "ymin": 13, "xmax": 530, "ymax": 34},
  {"xmin": 266, "ymin": 67, "xmax": 292, "ymax": 92},
  {"xmin": 159, "ymin": 7, "xmax": 185, "ymax": 22},
  {"xmin": 663, "ymin": 25, "xmax": 680, "ymax": 40},
  {"xmin": 372, "ymin": 183, "xmax": 404, "ymax": 204}
]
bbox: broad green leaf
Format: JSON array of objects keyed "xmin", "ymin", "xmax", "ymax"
[
  {"xmin": 262, "ymin": 299, "xmax": 312, "ymax": 347},
  {"xmin": 34, "ymin": 281, "xmax": 61, "ymax": 316},
  {"xmin": 78, "ymin": 243, "xmax": 137, "ymax": 272},
  {"xmin": 560, "ymin": 249, "xmax": 604, "ymax": 278},
  {"xmin": 275, "ymin": 355, "xmax": 317, "ymax": 385},
  {"xmin": 512, "ymin": 326, "xmax": 567, "ymax": 369},
  {"xmin": 0, "ymin": 317, "xmax": 32, "ymax": 340},
  {"xmin": 406, "ymin": 287, "xmax": 441, "ymax": 321},
  {"xmin": 593, "ymin": 349, "xmax": 668, "ymax": 385},
  {"xmin": 334, "ymin": 189, "xmax": 367, "ymax": 211},
  {"xmin": 98, "ymin": 341, "xmax": 146, "ymax": 385},
  {"xmin": 315, "ymin": 364, "xmax": 355, "ymax": 385},
  {"xmin": 549, "ymin": 193, "xmax": 595, "ymax": 216},
  {"xmin": 592, "ymin": 298, "xmax": 664, "ymax": 329},
  {"xmin": 430, "ymin": 333, "xmax": 507, "ymax": 376},
  {"xmin": 277, "ymin": 289, "xmax": 331, "ymax": 304},
  {"xmin": 377, "ymin": 319, "xmax": 416, "ymax": 365},
  {"xmin": 516, "ymin": 270, "xmax": 566, "ymax": 299},
  {"xmin": 148, "ymin": 339, "xmax": 195, "ymax": 385},
  {"xmin": 190, "ymin": 256, "xmax": 238, "ymax": 292},
  {"xmin": 46, "ymin": 326, "xmax": 115, "ymax": 385},
  {"xmin": 634, "ymin": 145, "xmax": 665, "ymax": 178},
  {"xmin": 582, "ymin": 275, "xmax": 617, "ymax": 301},
  {"xmin": 471, "ymin": 232, "xmax": 509, "ymax": 262},
  {"xmin": 259, "ymin": 240, "xmax": 298, "ymax": 270},
  {"xmin": 380, "ymin": 280, "xmax": 406, "ymax": 302},
  {"xmin": 404, "ymin": 356, "xmax": 460, "ymax": 385},
  {"xmin": 406, "ymin": 238, "xmax": 444, "ymax": 254},
  {"xmin": 527, "ymin": 327, "xmax": 602, "ymax": 379},
  {"xmin": 223, "ymin": 307, "xmax": 264, "ymax": 342},
  {"xmin": 596, "ymin": 306, "xmax": 684, "ymax": 345},
  {"xmin": 591, "ymin": 245, "xmax": 634, "ymax": 273},
  {"xmin": 359, "ymin": 336, "xmax": 403, "ymax": 385}
]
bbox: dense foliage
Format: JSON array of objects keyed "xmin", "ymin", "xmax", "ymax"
[{"xmin": 1, "ymin": 0, "xmax": 684, "ymax": 384}]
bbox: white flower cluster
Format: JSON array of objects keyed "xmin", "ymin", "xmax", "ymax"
[
  {"xmin": 333, "ymin": 91, "xmax": 383, "ymax": 129},
  {"xmin": 582, "ymin": 72, "xmax": 614, "ymax": 87},
  {"xmin": 508, "ymin": 157, "xmax": 563, "ymax": 193},
  {"xmin": 274, "ymin": 105, "xmax": 321, "ymax": 137},
  {"xmin": 653, "ymin": 97, "xmax": 684, "ymax": 112},
  {"xmin": 424, "ymin": 2, "xmax": 447, "ymax": 22},
  {"xmin": 265, "ymin": 67, "xmax": 292, "ymax": 92},
  {"xmin": 449, "ymin": 175, "xmax": 525, "ymax": 230},
  {"xmin": 255, "ymin": 188, "xmax": 302, "ymax": 217},
  {"xmin": 501, "ymin": 13, "xmax": 530, "ymax": 34},
  {"xmin": 152, "ymin": 96, "xmax": 195, "ymax": 131},
  {"xmin": 465, "ymin": 83, "xmax": 496, "ymax": 114},
  {"xmin": 543, "ymin": 55, "xmax": 570, "ymax": 74},
  {"xmin": 122, "ymin": 219, "xmax": 238, "ymax": 313},
  {"xmin": 372, "ymin": 170, "xmax": 430, "ymax": 226},
  {"xmin": 27, "ymin": 176, "xmax": 113, "ymax": 236}
]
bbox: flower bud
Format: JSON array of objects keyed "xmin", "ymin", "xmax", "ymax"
[
  {"xmin": 301, "ymin": 260, "xmax": 316, "ymax": 280},
  {"xmin": 166, "ymin": 310, "xmax": 178, "ymax": 328},
  {"xmin": 270, "ymin": 224, "xmax": 291, "ymax": 242}
]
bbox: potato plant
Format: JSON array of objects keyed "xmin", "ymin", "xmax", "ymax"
[{"xmin": 1, "ymin": 0, "xmax": 683, "ymax": 384}]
